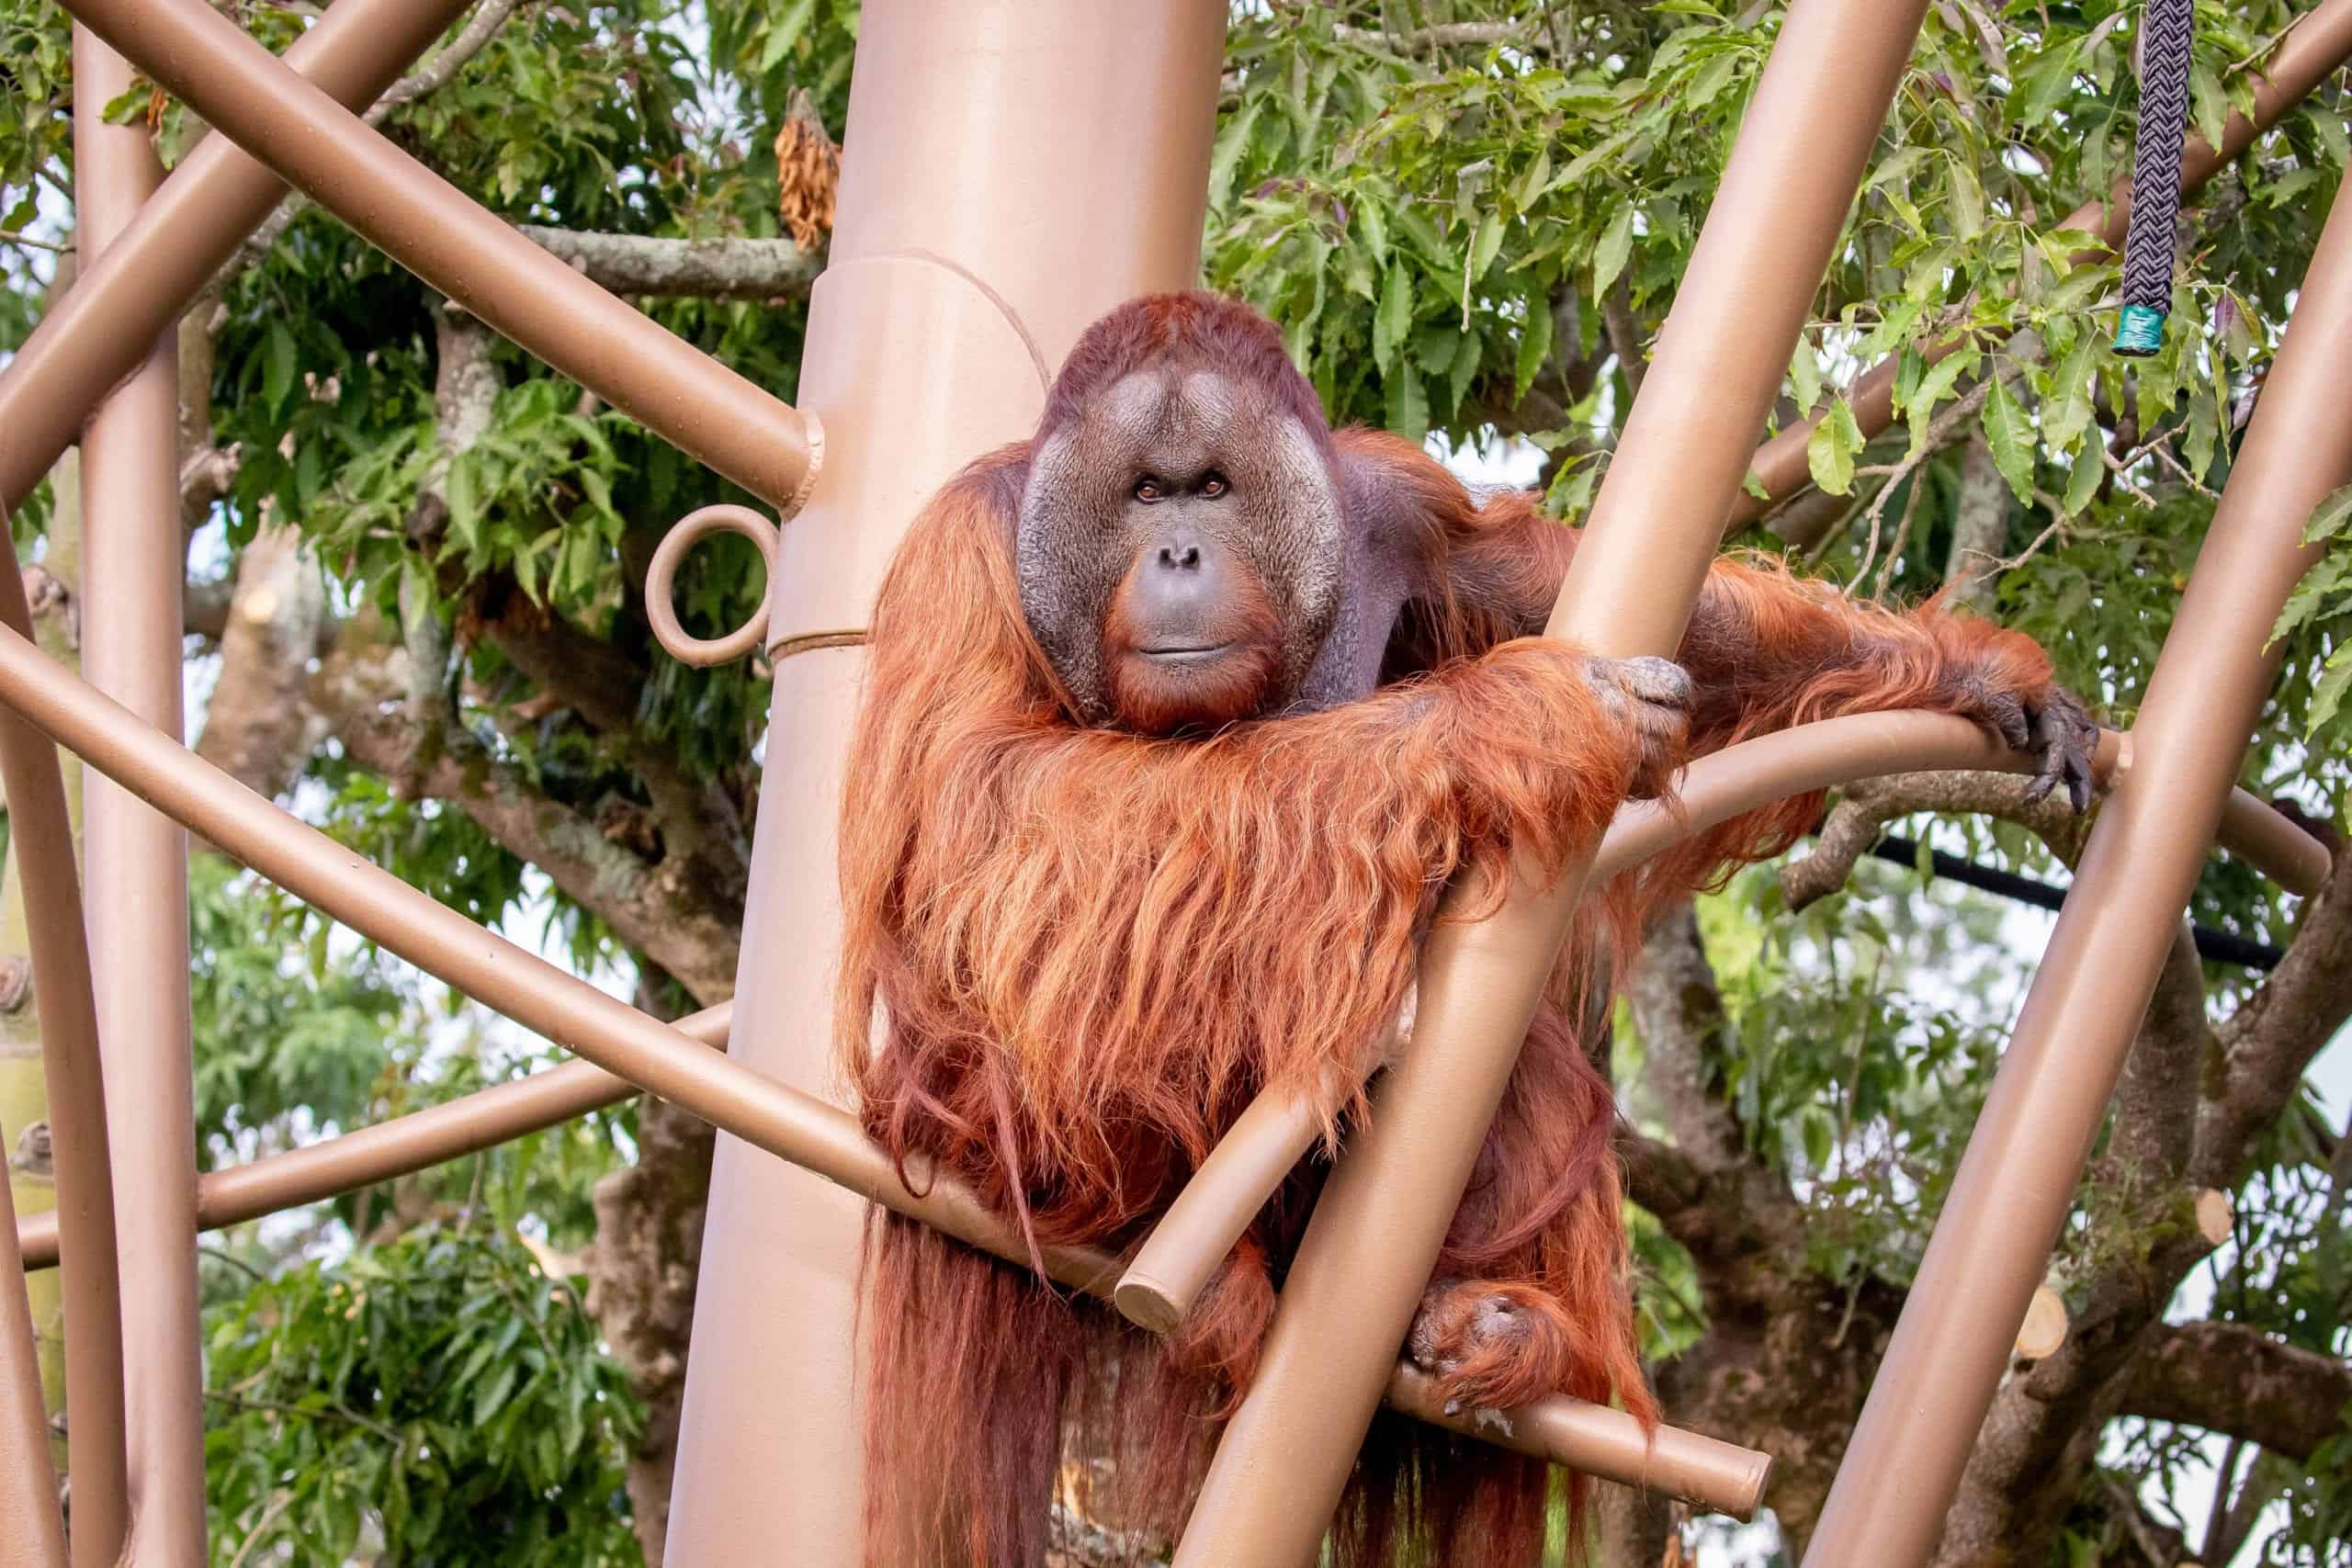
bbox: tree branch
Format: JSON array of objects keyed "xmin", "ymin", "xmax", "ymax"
[
  {"xmin": 1627, "ymin": 903, "xmax": 1761, "ymax": 1174},
  {"xmin": 1780, "ymin": 769, "xmax": 2095, "ymax": 911},
  {"xmin": 1601, "ymin": 277, "xmax": 1647, "ymax": 401},
  {"xmin": 1621, "ymin": 905, "xmax": 1808, "ymax": 1293},
  {"xmin": 366, "ymin": 0, "xmax": 527, "ymax": 126},
  {"xmin": 514, "ymin": 227, "xmax": 823, "ymax": 302},
  {"xmin": 2121, "ymin": 1320, "xmax": 2352, "ymax": 1462},
  {"xmin": 1332, "ymin": 22, "xmax": 1519, "ymax": 52},
  {"xmin": 2199, "ymin": 840, "xmax": 2352, "ymax": 1188},
  {"xmin": 334, "ymin": 700, "xmax": 741, "ymax": 1004}
]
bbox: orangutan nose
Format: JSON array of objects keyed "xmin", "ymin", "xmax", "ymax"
[{"xmin": 1130, "ymin": 529, "xmax": 1233, "ymax": 651}]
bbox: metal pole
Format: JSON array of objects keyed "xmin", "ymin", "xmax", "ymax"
[
  {"xmin": 0, "ymin": 1159, "xmax": 68, "ymax": 1568},
  {"xmin": 663, "ymin": 4, "xmax": 1226, "ymax": 1560},
  {"xmin": 69, "ymin": 35, "xmax": 207, "ymax": 1563},
  {"xmin": 53, "ymin": 0, "xmax": 821, "ymax": 513},
  {"xmin": 1113, "ymin": 717, "xmax": 2326, "ymax": 1332},
  {"xmin": 1730, "ymin": 0, "xmax": 2352, "ymax": 535},
  {"xmin": 17, "ymin": 1007, "xmax": 731, "ymax": 1270},
  {"xmin": 0, "ymin": 0, "xmax": 475, "ymax": 513},
  {"xmin": 0, "ymin": 604, "xmax": 127, "ymax": 1568},
  {"xmin": 1801, "ymin": 125, "xmax": 2352, "ymax": 1568},
  {"xmin": 0, "ymin": 615, "xmax": 1759, "ymax": 1500},
  {"xmin": 1173, "ymin": 5, "xmax": 1932, "ymax": 1562}
]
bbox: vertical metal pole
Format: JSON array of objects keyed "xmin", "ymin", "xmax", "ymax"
[
  {"xmin": 1801, "ymin": 142, "xmax": 2352, "ymax": 1568},
  {"xmin": 71, "ymin": 34, "xmax": 206, "ymax": 1566},
  {"xmin": 0, "ymin": 1158, "xmax": 69, "ymax": 1568},
  {"xmin": 1172, "ymin": 5, "xmax": 1931, "ymax": 1562},
  {"xmin": 662, "ymin": 5, "xmax": 1226, "ymax": 1562}
]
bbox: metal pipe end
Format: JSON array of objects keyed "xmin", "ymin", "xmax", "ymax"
[{"xmin": 1113, "ymin": 1270, "xmax": 1187, "ymax": 1335}]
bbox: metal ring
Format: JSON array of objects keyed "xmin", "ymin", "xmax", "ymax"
[{"xmin": 645, "ymin": 505, "xmax": 777, "ymax": 667}]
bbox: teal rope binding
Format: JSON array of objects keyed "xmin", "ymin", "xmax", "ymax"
[{"xmin": 2114, "ymin": 0, "xmax": 2196, "ymax": 357}]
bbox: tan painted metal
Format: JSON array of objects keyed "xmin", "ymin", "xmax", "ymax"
[
  {"xmin": 0, "ymin": 1157, "xmax": 67, "ymax": 1568},
  {"xmin": 70, "ymin": 34, "xmax": 209, "ymax": 1565},
  {"xmin": 0, "ymin": 590, "xmax": 128, "ymax": 1568},
  {"xmin": 1732, "ymin": 0, "xmax": 2352, "ymax": 537},
  {"xmin": 1173, "ymin": 5, "xmax": 1933, "ymax": 1561},
  {"xmin": 1116, "ymin": 718, "xmax": 2323, "ymax": 1334},
  {"xmin": 0, "ymin": 0, "xmax": 477, "ymax": 513},
  {"xmin": 0, "ymin": 606, "xmax": 1739, "ymax": 1496},
  {"xmin": 55, "ymin": 0, "xmax": 822, "ymax": 513},
  {"xmin": 666, "ymin": 4, "xmax": 1227, "ymax": 1559},
  {"xmin": 1386, "ymin": 1366, "xmax": 1770, "ymax": 1517},
  {"xmin": 1801, "ymin": 100, "xmax": 2352, "ymax": 1568},
  {"xmin": 644, "ymin": 508, "xmax": 778, "ymax": 667},
  {"xmin": 17, "ymin": 1009, "xmax": 733, "ymax": 1271}
]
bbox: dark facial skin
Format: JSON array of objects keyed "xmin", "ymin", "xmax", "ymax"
[{"xmin": 1015, "ymin": 363, "xmax": 1356, "ymax": 735}]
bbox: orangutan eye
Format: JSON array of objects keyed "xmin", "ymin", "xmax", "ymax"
[
  {"xmin": 1201, "ymin": 471, "xmax": 1229, "ymax": 499},
  {"xmin": 1134, "ymin": 477, "xmax": 1165, "ymax": 502}
]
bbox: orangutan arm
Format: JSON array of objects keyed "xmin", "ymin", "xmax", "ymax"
[
  {"xmin": 1416, "ymin": 478, "xmax": 2096, "ymax": 810},
  {"xmin": 1672, "ymin": 556, "xmax": 2097, "ymax": 809}
]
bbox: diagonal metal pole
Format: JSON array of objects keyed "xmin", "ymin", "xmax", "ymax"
[
  {"xmin": 1801, "ymin": 117, "xmax": 2352, "ymax": 1568},
  {"xmin": 53, "ymin": 0, "xmax": 820, "ymax": 513},
  {"xmin": 1172, "ymin": 4, "xmax": 1932, "ymax": 1561},
  {"xmin": 0, "ymin": 0, "xmax": 476, "ymax": 514},
  {"xmin": 0, "ymin": 606, "xmax": 1766, "ymax": 1506},
  {"xmin": 68, "ymin": 34, "xmax": 207, "ymax": 1564}
]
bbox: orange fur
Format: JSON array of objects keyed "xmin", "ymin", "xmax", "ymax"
[{"xmin": 837, "ymin": 309, "xmax": 2072, "ymax": 1568}]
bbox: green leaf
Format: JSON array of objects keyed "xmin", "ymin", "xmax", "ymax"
[
  {"xmin": 2270, "ymin": 555, "xmax": 2348, "ymax": 645},
  {"xmin": 1385, "ymin": 368, "xmax": 1429, "ymax": 444},
  {"xmin": 263, "ymin": 321, "xmax": 298, "ymax": 415},
  {"xmin": 1684, "ymin": 51, "xmax": 1740, "ymax": 108},
  {"xmin": 1802, "ymin": 1108, "xmax": 1833, "ymax": 1171},
  {"xmin": 1901, "ymin": 347, "xmax": 1977, "ymax": 446},
  {"xmin": 758, "ymin": 0, "xmax": 820, "ymax": 73},
  {"xmin": 2061, "ymin": 441, "xmax": 2104, "ymax": 516},
  {"xmin": 1944, "ymin": 159, "xmax": 1984, "ymax": 242},
  {"xmin": 1470, "ymin": 212, "xmax": 1505, "ymax": 281},
  {"xmin": 2302, "ymin": 482, "xmax": 2352, "ymax": 545},
  {"xmin": 2188, "ymin": 62, "xmax": 2230, "ymax": 159},
  {"xmin": 2307, "ymin": 646, "xmax": 2352, "ymax": 735},
  {"xmin": 1788, "ymin": 340, "xmax": 1822, "ymax": 420},
  {"xmin": 444, "ymin": 460, "xmax": 481, "ymax": 552},
  {"xmin": 2040, "ymin": 338, "xmax": 2098, "ymax": 453},
  {"xmin": 1553, "ymin": 127, "xmax": 1636, "ymax": 190},
  {"xmin": 1512, "ymin": 147, "xmax": 1553, "ymax": 213},
  {"xmin": 2309, "ymin": 102, "xmax": 2351, "ymax": 169},
  {"xmin": 1208, "ymin": 100, "xmax": 1261, "ymax": 212},
  {"xmin": 1982, "ymin": 375, "xmax": 2036, "ymax": 503},
  {"xmin": 470, "ymin": 1359, "xmax": 521, "ymax": 1427},
  {"xmin": 1358, "ymin": 197, "xmax": 1390, "ymax": 266},
  {"xmin": 1592, "ymin": 204, "xmax": 1634, "ymax": 298},
  {"xmin": 1514, "ymin": 280, "xmax": 1554, "ymax": 400},
  {"xmin": 1373, "ymin": 262, "xmax": 1411, "ymax": 377},
  {"xmin": 2014, "ymin": 40, "xmax": 2082, "ymax": 126},
  {"xmin": 1806, "ymin": 397, "xmax": 1862, "ymax": 496},
  {"xmin": 2181, "ymin": 394, "xmax": 2219, "ymax": 485},
  {"xmin": 1867, "ymin": 146, "xmax": 1934, "ymax": 192}
]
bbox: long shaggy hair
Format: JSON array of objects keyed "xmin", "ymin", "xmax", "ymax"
[
  {"xmin": 835, "ymin": 293, "xmax": 2081, "ymax": 1568},
  {"xmin": 839, "ymin": 446, "xmax": 1661, "ymax": 1565}
]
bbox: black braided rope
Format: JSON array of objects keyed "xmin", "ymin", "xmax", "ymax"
[{"xmin": 2119, "ymin": 0, "xmax": 2196, "ymax": 333}]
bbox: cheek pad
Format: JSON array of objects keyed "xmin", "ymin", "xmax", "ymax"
[{"xmin": 1015, "ymin": 427, "xmax": 1123, "ymax": 718}]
